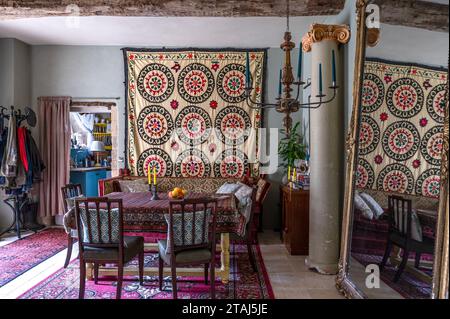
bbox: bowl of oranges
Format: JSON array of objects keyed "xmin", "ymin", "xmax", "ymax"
[{"xmin": 168, "ymin": 187, "xmax": 188, "ymax": 200}]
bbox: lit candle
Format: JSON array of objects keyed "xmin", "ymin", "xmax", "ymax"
[
  {"xmin": 293, "ymin": 168, "xmax": 297, "ymax": 182},
  {"xmin": 319, "ymin": 63, "xmax": 323, "ymax": 94},
  {"xmin": 153, "ymin": 167, "xmax": 157, "ymax": 185},
  {"xmin": 148, "ymin": 165, "xmax": 151, "ymax": 185},
  {"xmin": 297, "ymin": 44, "xmax": 303, "ymax": 80},
  {"xmin": 278, "ymin": 69, "xmax": 282, "ymax": 96},
  {"xmin": 287, "ymin": 166, "xmax": 291, "ymax": 182},
  {"xmin": 245, "ymin": 52, "xmax": 251, "ymax": 87},
  {"xmin": 331, "ymin": 50, "xmax": 336, "ymax": 84}
]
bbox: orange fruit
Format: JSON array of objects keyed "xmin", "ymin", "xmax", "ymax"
[{"xmin": 182, "ymin": 189, "xmax": 188, "ymax": 196}]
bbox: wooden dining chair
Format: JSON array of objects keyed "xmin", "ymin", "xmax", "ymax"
[
  {"xmin": 158, "ymin": 198, "xmax": 218, "ymax": 299},
  {"xmin": 61, "ymin": 183, "xmax": 83, "ymax": 268},
  {"xmin": 380, "ymin": 195, "xmax": 435, "ymax": 282},
  {"xmin": 74, "ymin": 197, "xmax": 144, "ymax": 299}
]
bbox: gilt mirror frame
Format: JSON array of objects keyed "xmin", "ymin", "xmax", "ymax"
[{"xmin": 336, "ymin": 0, "xmax": 449, "ymax": 299}]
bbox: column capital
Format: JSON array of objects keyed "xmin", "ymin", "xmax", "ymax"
[{"xmin": 302, "ymin": 23, "xmax": 351, "ymax": 52}]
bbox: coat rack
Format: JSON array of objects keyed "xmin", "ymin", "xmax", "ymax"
[{"xmin": 0, "ymin": 105, "xmax": 40, "ymax": 240}]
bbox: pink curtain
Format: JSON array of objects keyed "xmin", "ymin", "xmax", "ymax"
[{"xmin": 38, "ymin": 96, "xmax": 71, "ymax": 217}]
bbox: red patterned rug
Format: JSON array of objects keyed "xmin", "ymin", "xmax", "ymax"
[
  {"xmin": 0, "ymin": 228, "xmax": 68, "ymax": 288},
  {"xmin": 19, "ymin": 241, "xmax": 274, "ymax": 299}
]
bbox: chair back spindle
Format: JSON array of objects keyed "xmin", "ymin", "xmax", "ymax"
[
  {"xmin": 388, "ymin": 195, "xmax": 412, "ymax": 237},
  {"xmin": 61, "ymin": 183, "xmax": 83, "ymax": 213}
]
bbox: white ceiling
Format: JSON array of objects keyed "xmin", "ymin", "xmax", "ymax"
[{"xmin": 0, "ymin": 16, "xmax": 328, "ymax": 47}]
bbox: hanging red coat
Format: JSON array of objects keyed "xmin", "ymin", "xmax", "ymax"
[{"xmin": 17, "ymin": 126, "xmax": 29, "ymax": 172}]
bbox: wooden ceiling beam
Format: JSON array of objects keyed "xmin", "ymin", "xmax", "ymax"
[
  {"xmin": 375, "ymin": 0, "xmax": 449, "ymax": 32},
  {"xmin": 0, "ymin": 0, "xmax": 345, "ymax": 19}
]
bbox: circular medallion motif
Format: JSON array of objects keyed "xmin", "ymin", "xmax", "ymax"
[
  {"xmin": 416, "ymin": 168, "xmax": 440, "ymax": 198},
  {"xmin": 137, "ymin": 105, "xmax": 174, "ymax": 145},
  {"xmin": 420, "ymin": 125, "xmax": 444, "ymax": 166},
  {"xmin": 362, "ymin": 73, "xmax": 384, "ymax": 113},
  {"xmin": 137, "ymin": 148, "xmax": 173, "ymax": 177},
  {"xmin": 215, "ymin": 106, "xmax": 251, "ymax": 145},
  {"xmin": 356, "ymin": 158, "xmax": 375, "ymax": 189},
  {"xmin": 137, "ymin": 63, "xmax": 175, "ymax": 103},
  {"xmin": 386, "ymin": 78, "xmax": 424, "ymax": 118},
  {"xmin": 214, "ymin": 149, "xmax": 249, "ymax": 178},
  {"xmin": 175, "ymin": 149, "xmax": 211, "ymax": 178},
  {"xmin": 217, "ymin": 64, "xmax": 249, "ymax": 103},
  {"xmin": 426, "ymin": 84, "xmax": 446, "ymax": 124},
  {"xmin": 376, "ymin": 163, "xmax": 414, "ymax": 194},
  {"xmin": 177, "ymin": 63, "xmax": 214, "ymax": 103},
  {"xmin": 382, "ymin": 121, "xmax": 420, "ymax": 161},
  {"xmin": 175, "ymin": 106, "xmax": 212, "ymax": 145},
  {"xmin": 358, "ymin": 115, "xmax": 380, "ymax": 156}
]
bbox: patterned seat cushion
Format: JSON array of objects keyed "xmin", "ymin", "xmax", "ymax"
[
  {"xmin": 79, "ymin": 208, "xmax": 120, "ymax": 244},
  {"xmin": 164, "ymin": 209, "xmax": 211, "ymax": 254}
]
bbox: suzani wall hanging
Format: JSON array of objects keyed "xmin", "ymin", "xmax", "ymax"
[
  {"xmin": 357, "ymin": 58, "xmax": 447, "ymax": 198},
  {"xmin": 123, "ymin": 48, "xmax": 266, "ymax": 178}
]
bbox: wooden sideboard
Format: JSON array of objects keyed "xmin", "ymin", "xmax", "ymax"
[{"xmin": 280, "ymin": 186, "xmax": 310, "ymax": 255}]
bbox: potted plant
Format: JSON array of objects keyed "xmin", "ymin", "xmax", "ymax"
[{"xmin": 278, "ymin": 121, "xmax": 308, "ymax": 184}]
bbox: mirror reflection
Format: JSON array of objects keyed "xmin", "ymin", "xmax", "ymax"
[{"xmin": 349, "ymin": 24, "xmax": 448, "ymax": 299}]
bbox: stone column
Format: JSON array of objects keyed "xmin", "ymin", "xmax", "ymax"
[{"xmin": 302, "ymin": 24, "xmax": 350, "ymax": 274}]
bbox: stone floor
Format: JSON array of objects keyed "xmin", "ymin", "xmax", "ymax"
[{"xmin": 258, "ymin": 230, "xmax": 344, "ymax": 299}]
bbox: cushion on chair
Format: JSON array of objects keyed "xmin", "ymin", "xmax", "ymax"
[
  {"xmin": 158, "ymin": 239, "xmax": 211, "ymax": 264},
  {"xmin": 119, "ymin": 179, "xmax": 149, "ymax": 193},
  {"xmin": 216, "ymin": 182, "xmax": 242, "ymax": 194},
  {"xmin": 83, "ymin": 236, "xmax": 144, "ymax": 263},
  {"xmin": 164, "ymin": 209, "xmax": 211, "ymax": 254},
  {"xmin": 360, "ymin": 192, "xmax": 384, "ymax": 219},
  {"xmin": 78, "ymin": 208, "xmax": 120, "ymax": 244},
  {"xmin": 354, "ymin": 192, "xmax": 374, "ymax": 220}
]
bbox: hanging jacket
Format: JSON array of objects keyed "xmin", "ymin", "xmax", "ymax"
[
  {"xmin": 0, "ymin": 114, "xmax": 18, "ymax": 178},
  {"xmin": 0, "ymin": 127, "xmax": 7, "ymax": 185},
  {"xmin": 25, "ymin": 128, "xmax": 46, "ymax": 182},
  {"xmin": 17, "ymin": 126, "xmax": 29, "ymax": 172}
]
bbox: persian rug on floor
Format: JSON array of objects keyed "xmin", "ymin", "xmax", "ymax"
[
  {"xmin": 352, "ymin": 252, "xmax": 432, "ymax": 299},
  {"xmin": 0, "ymin": 228, "xmax": 68, "ymax": 288},
  {"xmin": 19, "ymin": 243, "xmax": 274, "ymax": 299}
]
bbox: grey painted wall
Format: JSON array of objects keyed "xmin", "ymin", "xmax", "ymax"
[
  {"xmin": 0, "ymin": 38, "xmax": 31, "ymax": 229},
  {"xmin": 367, "ymin": 24, "xmax": 449, "ymax": 68}
]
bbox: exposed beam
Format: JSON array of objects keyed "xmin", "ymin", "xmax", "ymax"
[
  {"xmin": 375, "ymin": 0, "xmax": 449, "ymax": 32},
  {"xmin": 0, "ymin": 0, "xmax": 345, "ymax": 19}
]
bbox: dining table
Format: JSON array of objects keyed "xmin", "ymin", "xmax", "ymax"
[{"xmin": 85, "ymin": 191, "xmax": 247, "ymax": 284}]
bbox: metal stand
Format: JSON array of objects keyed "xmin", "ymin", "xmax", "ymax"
[
  {"xmin": 0, "ymin": 191, "xmax": 36, "ymax": 240},
  {"xmin": 150, "ymin": 184, "xmax": 160, "ymax": 201}
]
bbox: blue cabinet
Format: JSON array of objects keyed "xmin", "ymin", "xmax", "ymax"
[{"xmin": 70, "ymin": 169, "xmax": 107, "ymax": 197}]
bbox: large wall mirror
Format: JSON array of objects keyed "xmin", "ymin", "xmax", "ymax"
[{"xmin": 337, "ymin": 0, "xmax": 449, "ymax": 299}]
